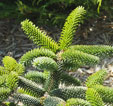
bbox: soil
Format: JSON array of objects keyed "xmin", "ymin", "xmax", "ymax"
[{"xmin": 0, "ymin": 19, "xmax": 36, "ymax": 64}]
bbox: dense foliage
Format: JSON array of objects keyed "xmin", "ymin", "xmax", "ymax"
[
  {"xmin": 0, "ymin": 0, "xmax": 113, "ymax": 27},
  {"xmin": 0, "ymin": 6, "xmax": 113, "ymax": 106}
]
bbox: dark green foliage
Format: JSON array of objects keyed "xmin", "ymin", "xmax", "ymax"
[
  {"xmin": 1, "ymin": 0, "xmax": 113, "ymax": 27},
  {"xmin": 50, "ymin": 86, "xmax": 87, "ymax": 100},
  {"xmin": 44, "ymin": 71, "xmax": 61, "ymax": 92},
  {"xmin": 66, "ymin": 98, "xmax": 91, "ymax": 106},
  {"xmin": 0, "ymin": 2, "xmax": 19, "ymax": 19},
  {"xmin": 86, "ymin": 69, "xmax": 107, "ymax": 87},
  {"xmin": 33, "ymin": 57, "xmax": 58, "ymax": 71},
  {"xmin": 24, "ymin": 71, "xmax": 47, "ymax": 85},
  {"xmin": 61, "ymin": 49, "xmax": 99, "ymax": 70},
  {"xmin": 0, "ymin": 87, "xmax": 11, "ymax": 102},
  {"xmin": 43, "ymin": 96, "xmax": 65, "ymax": 106},
  {"xmin": 60, "ymin": 72, "xmax": 81, "ymax": 86},
  {"xmin": 69, "ymin": 45, "xmax": 113, "ymax": 59},
  {"xmin": 86, "ymin": 88, "xmax": 104, "ymax": 106},
  {"xmin": 13, "ymin": 93, "xmax": 42, "ymax": 106},
  {"xmin": 18, "ymin": 76, "xmax": 45, "ymax": 97},
  {"xmin": 16, "ymin": 0, "xmax": 113, "ymax": 27},
  {"xmin": 19, "ymin": 48, "xmax": 56, "ymax": 66}
]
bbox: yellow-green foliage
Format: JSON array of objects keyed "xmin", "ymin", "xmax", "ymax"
[
  {"xmin": 59, "ymin": 6, "xmax": 86, "ymax": 49},
  {"xmin": 0, "ymin": 56, "xmax": 25, "ymax": 103},
  {"xmin": 86, "ymin": 69, "xmax": 113, "ymax": 104},
  {"xmin": 92, "ymin": 84, "xmax": 113, "ymax": 103},
  {"xmin": 0, "ymin": 87, "xmax": 11, "ymax": 102},
  {"xmin": 0, "ymin": 66, "xmax": 6, "ymax": 75},
  {"xmin": 2, "ymin": 56, "xmax": 17, "ymax": 73},
  {"xmin": 86, "ymin": 69, "xmax": 107, "ymax": 87},
  {"xmin": 21, "ymin": 20, "xmax": 59, "ymax": 52},
  {"xmin": 86, "ymin": 88, "xmax": 104, "ymax": 106},
  {"xmin": 16, "ymin": 6, "xmax": 113, "ymax": 106},
  {"xmin": 5, "ymin": 72, "xmax": 18, "ymax": 90},
  {"xmin": 17, "ymin": 87, "xmax": 38, "ymax": 98},
  {"xmin": 66, "ymin": 98, "xmax": 91, "ymax": 106},
  {"xmin": 0, "ymin": 75, "xmax": 6, "ymax": 87},
  {"xmin": 2, "ymin": 56, "xmax": 24, "ymax": 75},
  {"xmin": 21, "ymin": 6, "xmax": 86, "ymax": 51}
]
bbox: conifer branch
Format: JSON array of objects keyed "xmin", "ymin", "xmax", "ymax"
[
  {"xmin": 86, "ymin": 69, "xmax": 107, "ymax": 87},
  {"xmin": 2, "ymin": 56, "xmax": 24, "ymax": 75},
  {"xmin": 50, "ymin": 86, "xmax": 87, "ymax": 100},
  {"xmin": 5, "ymin": 72, "xmax": 18, "ymax": 90},
  {"xmin": 61, "ymin": 49, "xmax": 99, "ymax": 70},
  {"xmin": 0, "ymin": 66, "xmax": 6, "ymax": 75},
  {"xmin": 13, "ymin": 93, "xmax": 42, "ymax": 106},
  {"xmin": 69, "ymin": 45, "xmax": 113, "ymax": 59},
  {"xmin": 0, "ymin": 87, "xmax": 11, "ymax": 102},
  {"xmin": 66, "ymin": 98, "xmax": 91, "ymax": 106},
  {"xmin": 21, "ymin": 19, "xmax": 59, "ymax": 52},
  {"xmin": 19, "ymin": 48, "xmax": 56, "ymax": 66},
  {"xmin": 24, "ymin": 71, "xmax": 47, "ymax": 85},
  {"xmin": 86, "ymin": 88, "xmax": 104, "ymax": 106},
  {"xmin": 92, "ymin": 84, "xmax": 113, "ymax": 103},
  {"xmin": 59, "ymin": 6, "xmax": 86, "ymax": 49},
  {"xmin": 18, "ymin": 76, "xmax": 45, "ymax": 97},
  {"xmin": 33, "ymin": 57, "xmax": 58, "ymax": 72},
  {"xmin": 60, "ymin": 72, "xmax": 81, "ymax": 86},
  {"xmin": 43, "ymin": 96, "xmax": 65, "ymax": 106}
]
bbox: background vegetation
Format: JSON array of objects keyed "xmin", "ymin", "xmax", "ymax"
[{"xmin": 0, "ymin": 0, "xmax": 113, "ymax": 27}]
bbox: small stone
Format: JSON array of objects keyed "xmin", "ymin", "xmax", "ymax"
[
  {"xmin": 104, "ymin": 80, "xmax": 110, "ymax": 84},
  {"xmin": 94, "ymin": 65, "xmax": 101, "ymax": 72},
  {"xmin": 77, "ymin": 68, "xmax": 83, "ymax": 74},
  {"xmin": 86, "ymin": 68, "xmax": 94, "ymax": 75},
  {"xmin": 18, "ymin": 102, "xmax": 23, "ymax": 106}
]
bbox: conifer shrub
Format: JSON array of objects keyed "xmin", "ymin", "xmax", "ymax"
[{"xmin": 0, "ymin": 6, "xmax": 113, "ymax": 106}]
